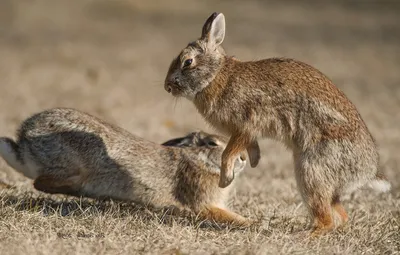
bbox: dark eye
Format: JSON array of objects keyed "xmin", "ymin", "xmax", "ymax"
[
  {"xmin": 183, "ymin": 58, "xmax": 193, "ymax": 68},
  {"xmin": 207, "ymin": 141, "xmax": 218, "ymax": 147}
]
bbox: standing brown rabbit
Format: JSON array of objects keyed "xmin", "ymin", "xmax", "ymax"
[{"xmin": 164, "ymin": 12, "xmax": 391, "ymax": 234}]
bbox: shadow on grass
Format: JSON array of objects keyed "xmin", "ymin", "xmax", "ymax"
[{"xmin": 0, "ymin": 189, "xmax": 259, "ymax": 233}]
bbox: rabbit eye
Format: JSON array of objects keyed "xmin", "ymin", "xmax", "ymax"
[
  {"xmin": 183, "ymin": 58, "xmax": 193, "ymax": 68},
  {"xmin": 207, "ymin": 141, "xmax": 218, "ymax": 147}
]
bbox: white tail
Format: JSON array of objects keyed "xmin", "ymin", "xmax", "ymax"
[
  {"xmin": 367, "ymin": 179, "xmax": 391, "ymax": 193},
  {"xmin": 367, "ymin": 172, "xmax": 391, "ymax": 193},
  {"xmin": 0, "ymin": 138, "xmax": 34, "ymax": 179}
]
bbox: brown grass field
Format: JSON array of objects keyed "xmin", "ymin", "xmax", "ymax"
[{"xmin": 0, "ymin": 0, "xmax": 399, "ymax": 254}]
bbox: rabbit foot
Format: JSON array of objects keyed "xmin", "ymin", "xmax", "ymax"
[{"xmin": 218, "ymin": 166, "xmax": 234, "ymax": 188}]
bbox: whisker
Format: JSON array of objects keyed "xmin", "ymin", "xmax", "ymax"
[
  {"xmin": 149, "ymin": 80, "xmax": 163, "ymax": 87},
  {"xmin": 173, "ymin": 97, "xmax": 179, "ymax": 112}
]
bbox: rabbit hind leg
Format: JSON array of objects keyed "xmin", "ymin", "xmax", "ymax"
[
  {"xmin": 309, "ymin": 198, "xmax": 335, "ymax": 235},
  {"xmin": 33, "ymin": 169, "xmax": 82, "ymax": 197},
  {"xmin": 199, "ymin": 205, "xmax": 253, "ymax": 227},
  {"xmin": 332, "ymin": 194, "xmax": 349, "ymax": 225},
  {"xmin": 294, "ymin": 160, "xmax": 335, "ymax": 235}
]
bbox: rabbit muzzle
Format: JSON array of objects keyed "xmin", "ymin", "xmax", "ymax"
[{"xmin": 165, "ymin": 76, "xmax": 182, "ymax": 94}]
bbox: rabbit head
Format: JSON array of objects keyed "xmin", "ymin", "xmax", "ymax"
[
  {"xmin": 162, "ymin": 131, "xmax": 247, "ymax": 175},
  {"xmin": 164, "ymin": 12, "xmax": 226, "ymax": 100}
]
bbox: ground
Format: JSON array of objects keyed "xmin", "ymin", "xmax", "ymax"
[{"xmin": 0, "ymin": 0, "xmax": 399, "ymax": 254}]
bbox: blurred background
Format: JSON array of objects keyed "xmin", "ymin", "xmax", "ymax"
[{"xmin": 0, "ymin": 0, "xmax": 399, "ymax": 188}]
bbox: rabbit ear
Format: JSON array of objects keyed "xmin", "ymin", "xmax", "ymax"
[
  {"xmin": 201, "ymin": 12, "xmax": 225, "ymax": 48},
  {"xmin": 162, "ymin": 136, "xmax": 195, "ymax": 147}
]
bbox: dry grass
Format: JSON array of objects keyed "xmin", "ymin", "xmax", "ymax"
[
  {"xmin": 0, "ymin": 186, "xmax": 399, "ymax": 254},
  {"xmin": 0, "ymin": 0, "xmax": 399, "ymax": 254}
]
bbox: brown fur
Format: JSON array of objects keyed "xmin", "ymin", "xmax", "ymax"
[
  {"xmin": 33, "ymin": 175, "xmax": 82, "ymax": 197},
  {"xmin": 332, "ymin": 195, "xmax": 349, "ymax": 225},
  {"xmin": 200, "ymin": 205, "xmax": 249, "ymax": 226},
  {"xmin": 164, "ymin": 12, "xmax": 391, "ymax": 233}
]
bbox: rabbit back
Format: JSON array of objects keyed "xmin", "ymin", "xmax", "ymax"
[
  {"xmin": 15, "ymin": 108, "xmax": 173, "ymax": 189},
  {"xmin": 194, "ymin": 58, "xmax": 374, "ymax": 148}
]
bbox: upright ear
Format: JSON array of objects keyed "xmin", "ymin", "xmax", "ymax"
[{"xmin": 201, "ymin": 12, "xmax": 225, "ymax": 48}]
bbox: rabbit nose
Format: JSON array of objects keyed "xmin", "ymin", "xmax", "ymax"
[
  {"xmin": 165, "ymin": 85, "xmax": 172, "ymax": 93},
  {"xmin": 173, "ymin": 77, "xmax": 180, "ymax": 86}
]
